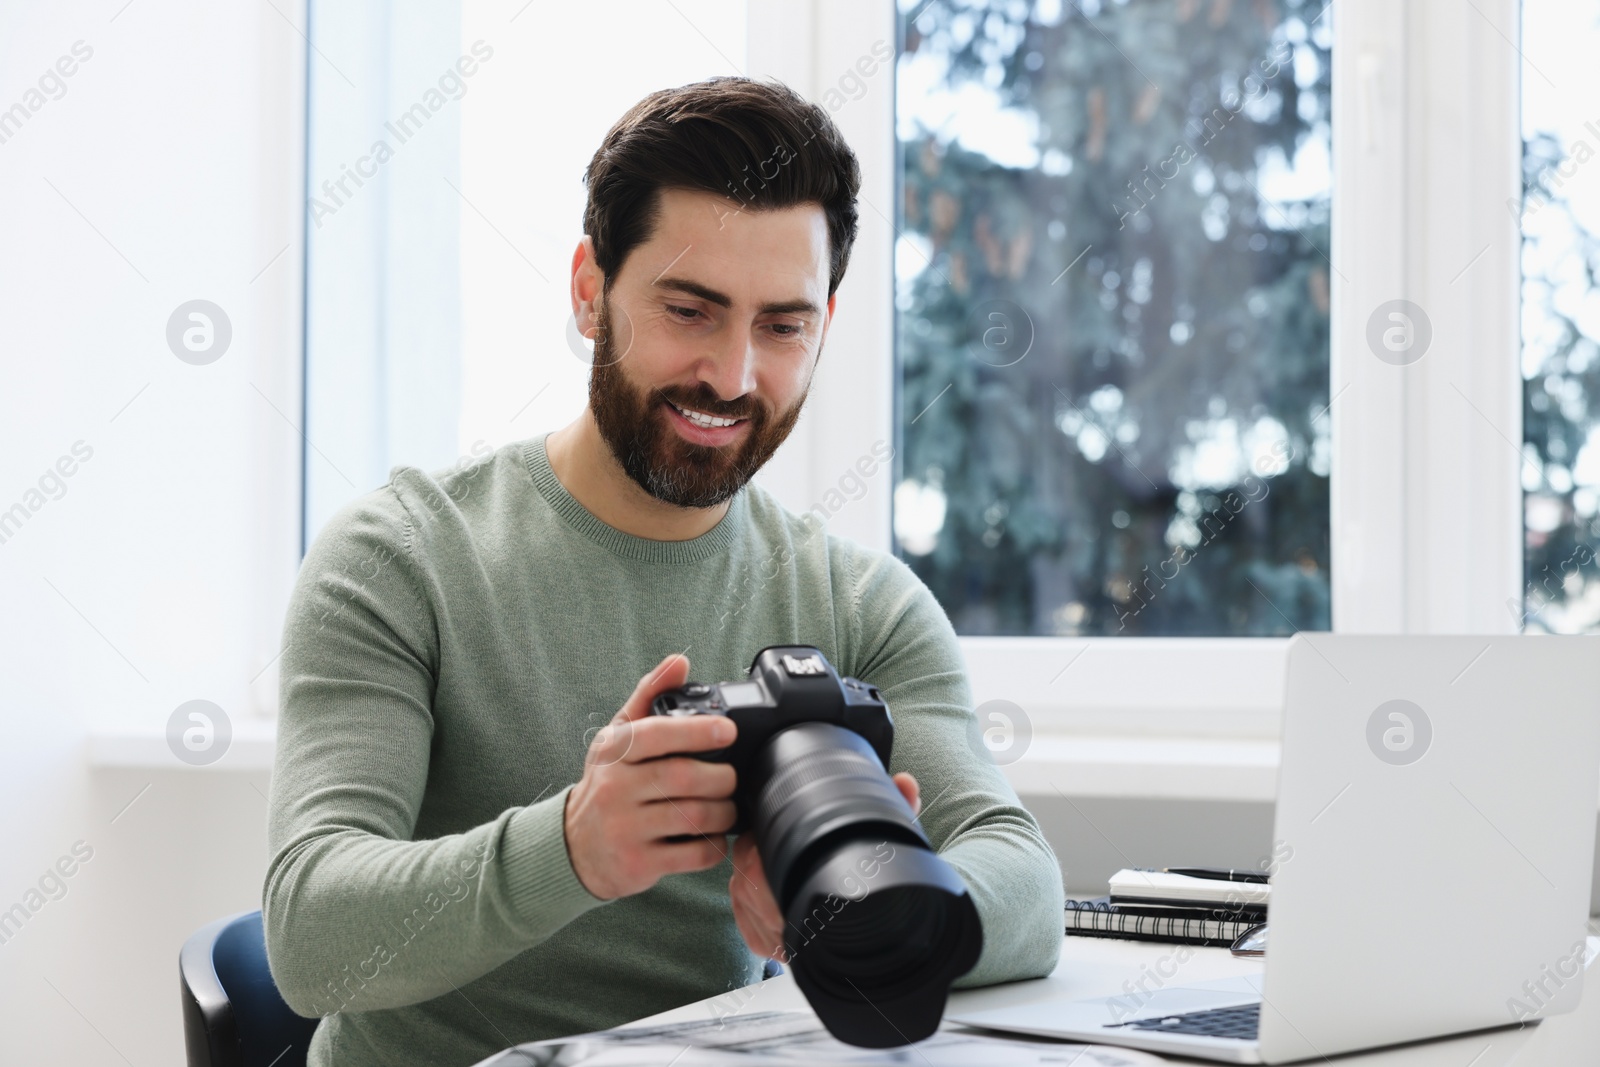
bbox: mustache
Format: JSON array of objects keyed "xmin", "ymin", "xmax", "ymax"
[{"xmin": 654, "ymin": 388, "xmax": 758, "ymax": 421}]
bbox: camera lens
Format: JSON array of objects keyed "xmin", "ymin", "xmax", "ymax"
[
  {"xmin": 746, "ymin": 722, "xmax": 982, "ymax": 1047},
  {"xmin": 803, "ymin": 884, "xmax": 950, "ymax": 991}
]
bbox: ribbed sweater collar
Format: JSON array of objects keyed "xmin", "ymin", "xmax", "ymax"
[{"xmin": 522, "ymin": 432, "xmax": 748, "ymax": 565}]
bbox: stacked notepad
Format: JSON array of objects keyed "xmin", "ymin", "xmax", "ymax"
[{"xmin": 1064, "ymin": 868, "xmax": 1268, "ymax": 947}]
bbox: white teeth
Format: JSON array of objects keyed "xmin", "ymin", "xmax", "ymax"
[{"xmin": 671, "ymin": 402, "xmax": 741, "ymax": 429}]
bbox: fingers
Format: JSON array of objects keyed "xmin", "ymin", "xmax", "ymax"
[
  {"xmin": 615, "ymin": 653, "xmax": 691, "ymax": 723},
  {"xmin": 578, "ymin": 755, "xmax": 735, "ymax": 823},
  {"xmin": 641, "ymin": 796, "xmax": 736, "ymax": 839},
  {"xmin": 730, "ymin": 830, "xmax": 764, "ymax": 890},
  {"xmin": 731, "ymin": 828, "xmax": 758, "ymax": 864},
  {"xmin": 893, "ymin": 771, "xmax": 921, "ymax": 816},
  {"xmin": 656, "ymin": 834, "xmax": 729, "ymax": 875},
  {"xmin": 642, "ymin": 756, "xmax": 737, "ymax": 802},
  {"xmin": 731, "ymin": 887, "xmax": 785, "ymax": 962},
  {"xmin": 586, "ymin": 653, "xmax": 703, "ymax": 766},
  {"xmin": 729, "ymin": 832, "xmax": 787, "ymax": 961},
  {"xmin": 621, "ymin": 714, "xmax": 735, "ymax": 764}
]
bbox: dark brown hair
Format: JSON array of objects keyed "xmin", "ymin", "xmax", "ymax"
[{"xmin": 582, "ymin": 76, "xmax": 861, "ymax": 298}]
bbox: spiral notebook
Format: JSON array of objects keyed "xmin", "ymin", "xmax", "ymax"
[{"xmin": 1064, "ymin": 896, "xmax": 1263, "ymax": 947}]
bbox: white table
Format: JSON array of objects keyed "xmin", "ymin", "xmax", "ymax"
[{"xmin": 625, "ymin": 934, "xmax": 1600, "ymax": 1064}]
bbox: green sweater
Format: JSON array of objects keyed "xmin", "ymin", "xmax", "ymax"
[{"xmin": 264, "ymin": 433, "xmax": 1065, "ymax": 1067}]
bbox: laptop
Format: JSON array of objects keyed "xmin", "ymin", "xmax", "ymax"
[{"xmin": 951, "ymin": 634, "xmax": 1600, "ymax": 1063}]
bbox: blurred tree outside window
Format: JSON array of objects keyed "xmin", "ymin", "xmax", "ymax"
[
  {"xmin": 1519, "ymin": 3, "xmax": 1600, "ymax": 632},
  {"xmin": 892, "ymin": 0, "xmax": 1332, "ymax": 636}
]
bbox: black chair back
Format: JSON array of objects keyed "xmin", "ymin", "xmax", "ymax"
[{"xmin": 180, "ymin": 910, "xmax": 320, "ymax": 1067}]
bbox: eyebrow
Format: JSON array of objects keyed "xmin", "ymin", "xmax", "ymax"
[{"xmin": 652, "ymin": 275, "xmax": 821, "ymax": 317}]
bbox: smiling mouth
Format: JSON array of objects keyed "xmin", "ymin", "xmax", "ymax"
[{"xmin": 665, "ymin": 399, "xmax": 748, "ymax": 430}]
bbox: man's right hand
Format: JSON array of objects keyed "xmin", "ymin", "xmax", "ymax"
[{"xmin": 563, "ymin": 654, "xmax": 739, "ymax": 900}]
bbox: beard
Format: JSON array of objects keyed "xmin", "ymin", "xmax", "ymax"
[{"xmin": 587, "ymin": 293, "xmax": 809, "ymax": 509}]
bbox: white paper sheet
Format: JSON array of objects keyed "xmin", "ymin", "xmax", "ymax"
[{"xmin": 473, "ymin": 1009, "xmax": 1166, "ymax": 1066}]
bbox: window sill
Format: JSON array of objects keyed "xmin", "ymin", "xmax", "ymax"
[
  {"xmin": 999, "ymin": 735, "xmax": 1280, "ymax": 803},
  {"xmin": 84, "ymin": 718, "xmax": 1279, "ymax": 800},
  {"xmin": 87, "ymin": 718, "xmax": 278, "ymax": 772}
]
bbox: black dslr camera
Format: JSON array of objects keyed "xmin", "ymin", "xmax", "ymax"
[{"xmin": 649, "ymin": 645, "xmax": 983, "ymax": 1048}]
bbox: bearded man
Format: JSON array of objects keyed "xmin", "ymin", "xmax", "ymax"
[{"xmin": 263, "ymin": 75, "xmax": 1064, "ymax": 1067}]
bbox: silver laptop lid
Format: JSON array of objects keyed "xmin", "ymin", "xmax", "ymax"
[{"xmin": 1260, "ymin": 635, "xmax": 1600, "ymax": 1062}]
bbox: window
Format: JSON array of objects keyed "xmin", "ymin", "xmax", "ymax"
[
  {"xmin": 302, "ymin": 1, "xmax": 747, "ymax": 547},
  {"xmin": 292, "ymin": 2, "xmax": 1537, "ymax": 740},
  {"xmin": 1519, "ymin": 1, "xmax": 1600, "ymax": 633},
  {"xmin": 892, "ymin": 0, "xmax": 1333, "ymax": 637}
]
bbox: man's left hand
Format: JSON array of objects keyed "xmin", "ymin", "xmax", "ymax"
[{"xmin": 728, "ymin": 771, "xmax": 921, "ymax": 963}]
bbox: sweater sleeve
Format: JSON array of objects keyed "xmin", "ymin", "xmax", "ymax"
[
  {"xmin": 262, "ymin": 485, "xmax": 608, "ymax": 1019},
  {"xmin": 839, "ymin": 544, "xmax": 1064, "ymax": 989}
]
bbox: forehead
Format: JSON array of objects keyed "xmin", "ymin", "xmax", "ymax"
[{"xmin": 622, "ymin": 187, "xmax": 830, "ymax": 303}]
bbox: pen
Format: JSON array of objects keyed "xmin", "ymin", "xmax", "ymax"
[{"xmin": 1165, "ymin": 866, "xmax": 1270, "ymax": 884}]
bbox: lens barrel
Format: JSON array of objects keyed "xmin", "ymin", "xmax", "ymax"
[{"xmin": 747, "ymin": 722, "xmax": 983, "ymax": 1047}]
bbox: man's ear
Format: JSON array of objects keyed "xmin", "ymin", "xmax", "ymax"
[
  {"xmin": 571, "ymin": 235, "xmax": 606, "ymax": 338},
  {"xmin": 816, "ymin": 290, "xmax": 838, "ymax": 361}
]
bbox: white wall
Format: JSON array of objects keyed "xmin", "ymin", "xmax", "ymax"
[
  {"xmin": 0, "ymin": 0, "xmax": 302, "ymax": 1061},
  {"xmin": 457, "ymin": 0, "xmax": 748, "ymax": 471}
]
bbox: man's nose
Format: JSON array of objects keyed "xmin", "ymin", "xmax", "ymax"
[{"xmin": 695, "ymin": 328, "xmax": 759, "ymax": 405}]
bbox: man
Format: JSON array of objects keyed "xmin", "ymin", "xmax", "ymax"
[{"xmin": 264, "ymin": 75, "xmax": 1064, "ymax": 1067}]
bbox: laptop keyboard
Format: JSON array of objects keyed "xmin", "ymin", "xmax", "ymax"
[{"xmin": 1115, "ymin": 1002, "xmax": 1260, "ymax": 1040}]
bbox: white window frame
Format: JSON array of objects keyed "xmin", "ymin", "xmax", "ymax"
[
  {"xmin": 747, "ymin": 0, "xmax": 1525, "ymax": 750},
  {"xmin": 88, "ymin": 0, "xmax": 1528, "ymax": 780}
]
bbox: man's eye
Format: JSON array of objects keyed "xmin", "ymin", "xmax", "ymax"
[
  {"xmin": 667, "ymin": 305, "xmax": 702, "ymax": 322},
  {"xmin": 771, "ymin": 323, "xmax": 801, "ymax": 337}
]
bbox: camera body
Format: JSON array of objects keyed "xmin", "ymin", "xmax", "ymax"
[
  {"xmin": 647, "ymin": 645, "xmax": 982, "ymax": 1049},
  {"xmin": 649, "ymin": 646, "xmax": 894, "ymax": 833}
]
